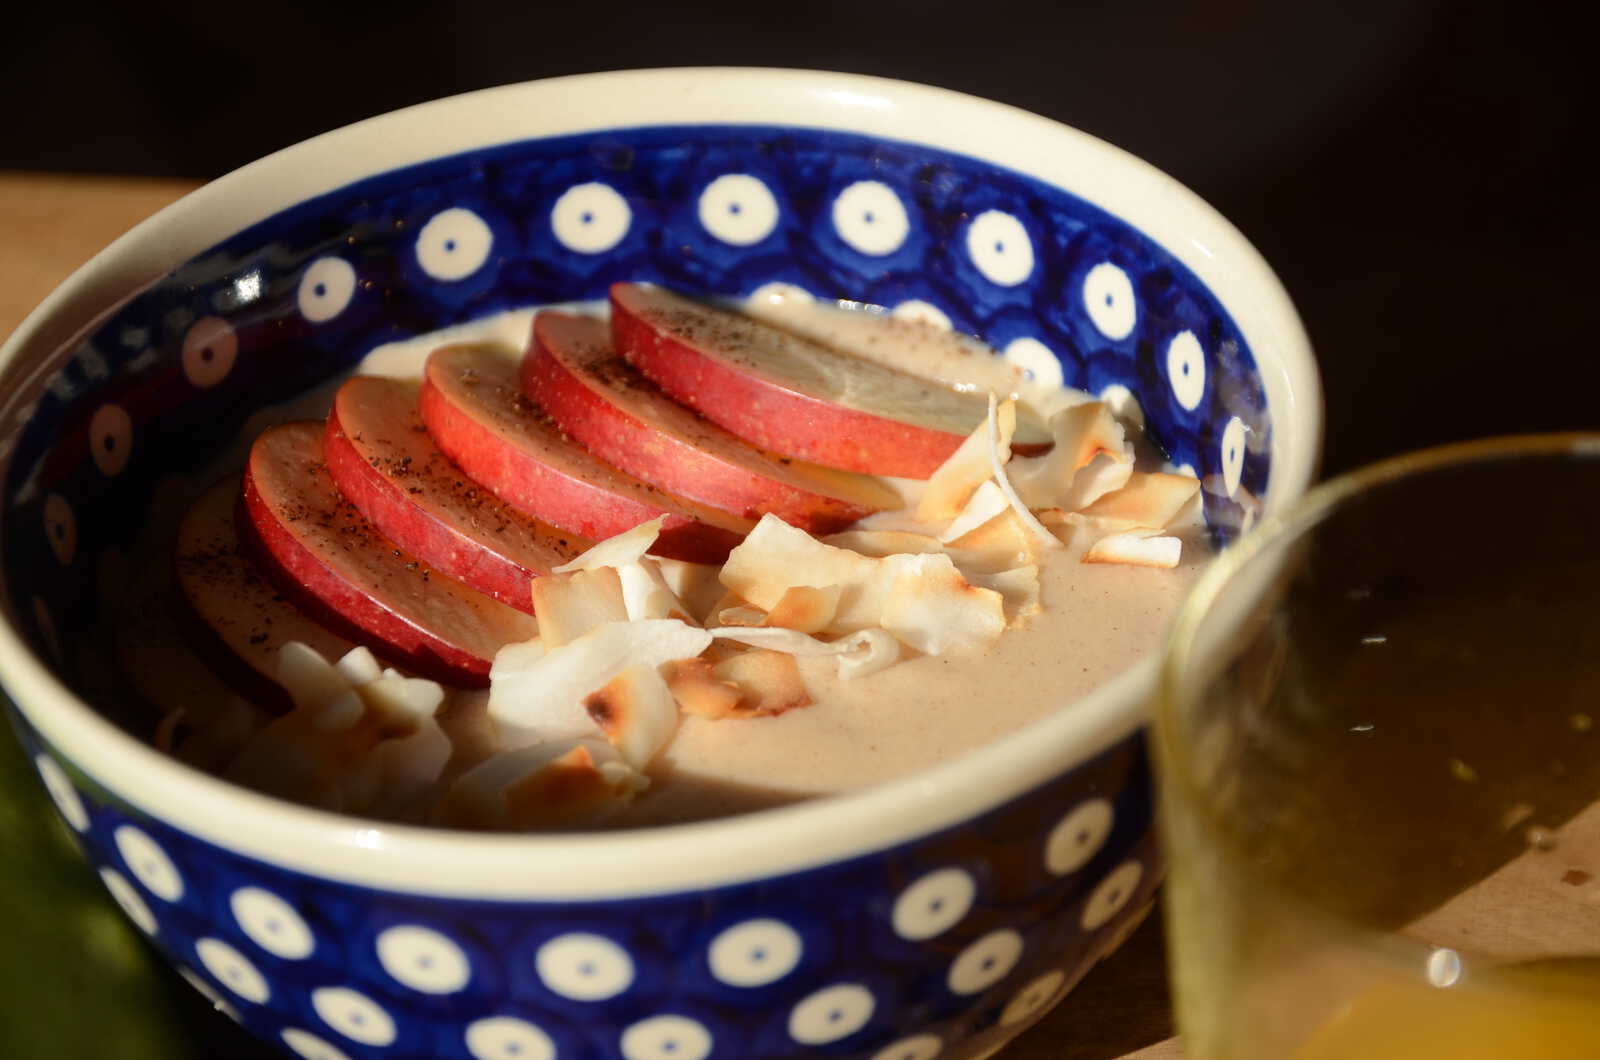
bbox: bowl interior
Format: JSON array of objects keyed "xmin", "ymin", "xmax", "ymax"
[{"xmin": 3, "ymin": 119, "xmax": 1275, "ymax": 700}]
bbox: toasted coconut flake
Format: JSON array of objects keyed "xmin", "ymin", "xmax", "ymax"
[
  {"xmin": 968, "ymin": 565, "xmax": 1042, "ymax": 624},
  {"xmin": 665, "ymin": 657, "xmax": 745, "ymax": 718},
  {"xmin": 849, "ymin": 507, "xmax": 945, "ymax": 534},
  {"xmin": 720, "ymin": 513, "xmax": 876, "ymax": 611},
  {"xmin": 835, "ymin": 628, "xmax": 901, "ymax": 679},
  {"xmin": 822, "ymin": 529, "xmax": 944, "ymax": 557},
  {"xmin": 939, "ymin": 480, "xmax": 1010, "ymax": 543},
  {"xmin": 1057, "ymin": 451, "xmax": 1136, "ymax": 512},
  {"xmin": 617, "ymin": 559, "xmax": 693, "ymax": 623},
  {"xmin": 947, "ymin": 509, "xmax": 1039, "ymax": 570},
  {"xmin": 433, "ymin": 739, "xmax": 645, "ymax": 830},
  {"xmin": 231, "ymin": 642, "xmax": 449, "ymax": 817},
  {"xmin": 652, "ymin": 557, "xmax": 727, "ymax": 623},
  {"xmin": 713, "ymin": 649, "xmax": 812, "ymax": 716},
  {"xmin": 583, "ymin": 663, "xmax": 679, "ymax": 769},
  {"xmin": 488, "ymin": 619, "xmax": 713, "ymax": 748},
  {"xmin": 1080, "ymin": 472, "xmax": 1201, "ymax": 529},
  {"xmin": 1008, "ymin": 401, "xmax": 1130, "ymax": 508},
  {"xmin": 765, "ymin": 584, "xmax": 842, "ymax": 633},
  {"xmin": 918, "ymin": 397, "xmax": 1016, "ymax": 521},
  {"xmin": 706, "ymin": 625, "xmax": 899, "ymax": 679},
  {"xmin": 878, "ymin": 552, "xmax": 1006, "ymax": 655},
  {"xmin": 532, "ymin": 567, "xmax": 628, "ymax": 648},
  {"xmin": 714, "ymin": 603, "xmax": 769, "ymax": 627},
  {"xmin": 552, "ymin": 516, "xmax": 665, "ymax": 573},
  {"xmin": 1083, "ymin": 529, "xmax": 1183, "ymax": 568},
  {"xmin": 986, "ymin": 393, "xmax": 1061, "ymax": 550}
]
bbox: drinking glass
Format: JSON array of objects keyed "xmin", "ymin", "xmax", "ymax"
[{"xmin": 1155, "ymin": 433, "xmax": 1600, "ymax": 1058}]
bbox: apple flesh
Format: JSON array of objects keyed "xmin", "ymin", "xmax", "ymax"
[
  {"xmin": 525, "ymin": 312, "xmax": 899, "ymax": 534},
  {"xmin": 419, "ymin": 344, "xmax": 752, "ymax": 564},
  {"xmin": 324, "ymin": 374, "xmax": 589, "ymax": 613},
  {"xmin": 609, "ymin": 283, "xmax": 1050, "ymax": 478},
  {"xmin": 172, "ymin": 476, "xmax": 358, "ymax": 713},
  {"xmin": 240, "ymin": 421, "xmax": 537, "ymax": 687}
]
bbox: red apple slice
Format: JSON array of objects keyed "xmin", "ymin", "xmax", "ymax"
[
  {"xmin": 171, "ymin": 476, "xmax": 358, "ymax": 713},
  {"xmin": 419, "ymin": 344, "xmax": 752, "ymax": 564},
  {"xmin": 609, "ymin": 283, "xmax": 1051, "ymax": 478},
  {"xmin": 324, "ymin": 374, "xmax": 588, "ymax": 612},
  {"xmin": 240, "ymin": 421, "xmax": 538, "ymax": 687},
  {"xmin": 524, "ymin": 312, "xmax": 900, "ymax": 535}
]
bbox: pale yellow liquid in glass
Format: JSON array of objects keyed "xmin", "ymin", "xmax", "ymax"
[{"xmin": 1294, "ymin": 960, "xmax": 1600, "ymax": 1058}]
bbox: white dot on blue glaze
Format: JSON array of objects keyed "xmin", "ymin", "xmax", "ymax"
[
  {"xmin": 891, "ymin": 300, "xmax": 953, "ymax": 331},
  {"xmin": 698, "ymin": 174, "xmax": 779, "ymax": 246},
  {"xmin": 1166, "ymin": 330, "xmax": 1207, "ymax": 411},
  {"xmin": 1221, "ymin": 416, "xmax": 1247, "ymax": 498},
  {"xmin": 34, "ymin": 752, "xmax": 88, "ymax": 832},
  {"xmin": 114, "ymin": 824, "xmax": 184, "ymax": 902},
  {"xmin": 788, "ymin": 982, "xmax": 875, "ymax": 1045},
  {"xmin": 892, "ymin": 867, "xmax": 976, "ymax": 940},
  {"xmin": 536, "ymin": 932, "xmax": 634, "ymax": 1001},
  {"xmin": 43, "ymin": 493, "xmax": 77, "ymax": 567},
  {"xmin": 832, "ymin": 181, "xmax": 910, "ymax": 256},
  {"xmin": 620, "ymin": 1014, "xmax": 714, "ymax": 1060},
  {"xmin": 376, "ymin": 923, "xmax": 471, "ymax": 994},
  {"xmin": 465, "ymin": 1016, "xmax": 557, "ymax": 1060},
  {"xmin": 298, "ymin": 257, "xmax": 357, "ymax": 323},
  {"xmin": 1082, "ymin": 860, "xmax": 1144, "ymax": 931},
  {"xmin": 416, "ymin": 207, "xmax": 494, "ymax": 281},
  {"xmin": 551, "ymin": 183, "xmax": 632, "ymax": 254},
  {"xmin": 1082, "ymin": 263, "xmax": 1137, "ymax": 341},
  {"xmin": 281, "ymin": 1027, "xmax": 353, "ymax": 1060},
  {"xmin": 230, "ymin": 887, "xmax": 315, "ymax": 960},
  {"xmin": 965, "ymin": 211, "xmax": 1034, "ymax": 286},
  {"xmin": 708, "ymin": 917, "xmax": 803, "ymax": 987},
  {"xmin": 1002, "ymin": 337, "xmax": 1065, "ymax": 390},
  {"xmin": 1044, "ymin": 797, "xmax": 1114, "ymax": 876},
  {"xmin": 311, "ymin": 985, "xmax": 396, "ymax": 1046},
  {"xmin": 195, "ymin": 937, "xmax": 271, "ymax": 1004},
  {"xmin": 871, "ymin": 1033, "xmax": 943, "ymax": 1060},
  {"xmin": 99, "ymin": 868, "xmax": 157, "ymax": 935},
  {"xmin": 89, "ymin": 403, "xmax": 133, "ymax": 477},
  {"xmin": 946, "ymin": 928, "xmax": 1024, "ymax": 995},
  {"xmin": 1001, "ymin": 969, "xmax": 1067, "ymax": 1026},
  {"xmin": 181, "ymin": 316, "xmax": 238, "ymax": 388}
]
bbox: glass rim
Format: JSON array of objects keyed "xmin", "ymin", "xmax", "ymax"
[{"xmin": 1156, "ymin": 429, "xmax": 1600, "ymax": 870}]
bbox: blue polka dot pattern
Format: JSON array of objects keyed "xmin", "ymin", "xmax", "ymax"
[
  {"xmin": 12, "ymin": 709, "xmax": 1160, "ymax": 1060},
  {"xmin": 1, "ymin": 122, "xmax": 1260, "ymax": 1058}
]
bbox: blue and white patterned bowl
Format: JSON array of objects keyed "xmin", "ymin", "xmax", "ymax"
[{"xmin": 0, "ymin": 70, "xmax": 1319, "ymax": 1060}]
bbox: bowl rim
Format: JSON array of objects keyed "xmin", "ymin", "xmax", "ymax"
[{"xmin": 0, "ymin": 66, "xmax": 1321, "ymax": 900}]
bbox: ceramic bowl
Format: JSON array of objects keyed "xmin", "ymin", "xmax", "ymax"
[{"xmin": 0, "ymin": 70, "xmax": 1319, "ymax": 1060}]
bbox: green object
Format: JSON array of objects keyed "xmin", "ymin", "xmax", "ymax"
[{"xmin": 0, "ymin": 704, "xmax": 207, "ymax": 1060}]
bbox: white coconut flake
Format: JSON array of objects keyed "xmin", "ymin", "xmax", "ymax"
[
  {"xmin": 985, "ymin": 392, "xmax": 1061, "ymax": 550},
  {"xmin": 488, "ymin": 619, "xmax": 713, "ymax": 748},
  {"xmin": 822, "ymin": 529, "xmax": 945, "ymax": 557},
  {"xmin": 918, "ymin": 397, "xmax": 1016, "ymax": 522},
  {"xmin": 708, "ymin": 626, "xmax": 902, "ymax": 680},
  {"xmin": 720, "ymin": 514, "xmax": 876, "ymax": 612},
  {"xmin": 583, "ymin": 664, "xmax": 680, "ymax": 770},
  {"xmin": 1079, "ymin": 471, "xmax": 1200, "ymax": 530},
  {"xmin": 617, "ymin": 558, "xmax": 692, "ymax": 623},
  {"xmin": 532, "ymin": 567, "xmax": 629, "ymax": 648},
  {"xmin": 552, "ymin": 516, "xmax": 664, "ymax": 573},
  {"xmin": 878, "ymin": 552, "xmax": 1006, "ymax": 655},
  {"xmin": 967, "ymin": 565, "xmax": 1042, "ymax": 624},
  {"xmin": 1083, "ymin": 529, "xmax": 1183, "ymax": 568},
  {"xmin": 1009, "ymin": 402, "xmax": 1131, "ymax": 509},
  {"xmin": 432, "ymin": 739, "xmax": 646, "ymax": 830},
  {"xmin": 939, "ymin": 480, "xmax": 1010, "ymax": 543}
]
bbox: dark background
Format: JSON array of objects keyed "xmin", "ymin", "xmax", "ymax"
[{"xmin": 2, "ymin": 0, "xmax": 1595, "ymax": 1056}]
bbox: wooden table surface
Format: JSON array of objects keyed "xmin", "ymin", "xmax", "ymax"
[{"xmin": 0, "ymin": 170, "xmax": 1182, "ymax": 1060}]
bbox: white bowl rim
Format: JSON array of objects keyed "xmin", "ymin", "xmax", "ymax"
[{"xmin": 0, "ymin": 67, "xmax": 1321, "ymax": 900}]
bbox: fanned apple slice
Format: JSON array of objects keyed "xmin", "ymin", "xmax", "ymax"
[
  {"xmin": 240, "ymin": 422, "xmax": 538, "ymax": 687},
  {"xmin": 420, "ymin": 344, "xmax": 752, "ymax": 564},
  {"xmin": 610, "ymin": 283, "xmax": 1051, "ymax": 477},
  {"xmin": 172, "ymin": 476, "xmax": 357, "ymax": 713},
  {"xmin": 524, "ymin": 312, "xmax": 900, "ymax": 533},
  {"xmin": 324, "ymin": 375, "xmax": 588, "ymax": 612}
]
